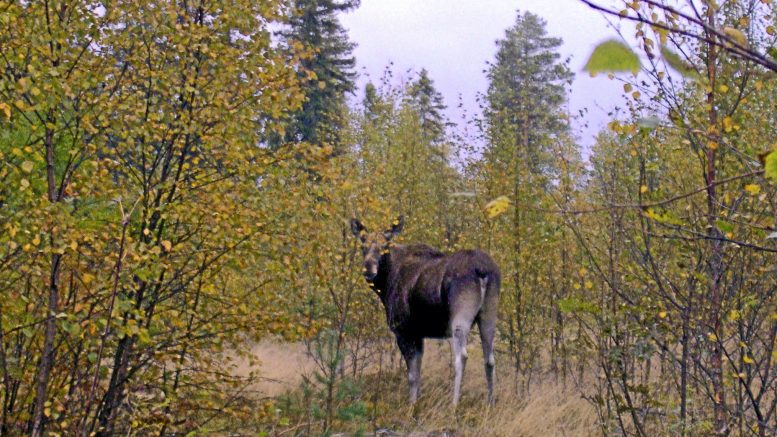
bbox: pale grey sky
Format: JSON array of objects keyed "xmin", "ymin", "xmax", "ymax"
[{"xmin": 340, "ymin": 0, "xmax": 628, "ymax": 149}]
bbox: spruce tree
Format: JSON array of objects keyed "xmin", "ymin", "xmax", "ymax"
[
  {"xmin": 282, "ymin": 0, "xmax": 359, "ymax": 148},
  {"xmin": 407, "ymin": 69, "xmax": 448, "ymax": 145},
  {"xmin": 485, "ymin": 11, "xmax": 573, "ymax": 175},
  {"xmin": 478, "ymin": 10, "xmax": 575, "ymax": 385}
]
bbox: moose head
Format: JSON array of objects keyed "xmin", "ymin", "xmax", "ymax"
[{"xmin": 350, "ymin": 216, "xmax": 404, "ymax": 282}]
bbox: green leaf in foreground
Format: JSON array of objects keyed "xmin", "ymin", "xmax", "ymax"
[
  {"xmin": 584, "ymin": 39, "xmax": 640, "ymax": 75},
  {"xmin": 768, "ymin": 47, "xmax": 777, "ymax": 61},
  {"xmin": 660, "ymin": 45, "xmax": 698, "ymax": 78},
  {"xmin": 716, "ymin": 220, "xmax": 734, "ymax": 234},
  {"xmin": 765, "ymin": 151, "xmax": 777, "ymax": 181},
  {"xmin": 558, "ymin": 297, "xmax": 599, "ymax": 315},
  {"xmin": 637, "ymin": 116, "xmax": 662, "ymax": 129}
]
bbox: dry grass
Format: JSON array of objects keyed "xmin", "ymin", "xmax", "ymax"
[
  {"xmin": 231, "ymin": 339, "xmax": 598, "ymax": 436},
  {"xmin": 369, "ymin": 340, "xmax": 598, "ymax": 437},
  {"xmin": 232, "ymin": 339, "xmax": 318, "ymax": 397}
]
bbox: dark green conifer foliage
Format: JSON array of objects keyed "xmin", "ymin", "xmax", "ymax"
[
  {"xmin": 283, "ymin": 0, "xmax": 359, "ymax": 148},
  {"xmin": 479, "ymin": 9, "xmax": 576, "ymax": 385},
  {"xmin": 407, "ymin": 69, "xmax": 448, "ymax": 145},
  {"xmin": 485, "ymin": 10, "xmax": 573, "ymax": 174}
]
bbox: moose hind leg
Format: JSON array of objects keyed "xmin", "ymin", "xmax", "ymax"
[
  {"xmin": 397, "ymin": 336, "xmax": 423, "ymax": 403},
  {"xmin": 478, "ymin": 312, "xmax": 497, "ymax": 404},
  {"xmin": 450, "ymin": 323, "xmax": 470, "ymax": 407}
]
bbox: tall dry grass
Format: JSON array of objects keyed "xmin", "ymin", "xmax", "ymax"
[{"xmin": 235, "ymin": 339, "xmax": 598, "ymax": 436}]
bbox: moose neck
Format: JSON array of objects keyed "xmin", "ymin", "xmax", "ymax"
[{"xmin": 370, "ymin": 250, "xmax": 392, "ymax": 304}]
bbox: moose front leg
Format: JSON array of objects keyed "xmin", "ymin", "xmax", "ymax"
[{"xmin": 397, "ymin": 335, "xmax": 424, "ymax": 403}]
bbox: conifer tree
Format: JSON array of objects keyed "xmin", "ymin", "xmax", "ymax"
[
  {"xmin": 407, "ymin": 69, "xmax": 448, "ymax": 145},
  {"xmin": 485, "ymin": 11, "xmax": 573, "ymax": 176},
  {"xmin": 478, "ymin": 10, "xmax": 575, "ymax": 383},
  {"xmin": 281, "ymin": 0, "xmax": 359, "ymax": 148}
]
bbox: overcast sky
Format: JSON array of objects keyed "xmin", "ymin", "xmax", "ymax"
[{"xmin": 340, "ymin": 0, "xmax": 629, "ymax": 149}]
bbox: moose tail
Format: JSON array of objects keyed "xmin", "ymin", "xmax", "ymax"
[{"xmin": 475, "ymin": 268, "xmax": 500, "ymax": 302}]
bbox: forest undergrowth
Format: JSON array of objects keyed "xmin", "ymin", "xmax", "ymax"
[{"xmin": 232, "ymin": 339, "xmax": 598, "ymax": 437}]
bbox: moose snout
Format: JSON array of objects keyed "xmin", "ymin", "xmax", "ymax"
[{"xmin": 363, "ymin": 266, "xmax": 378, "ymax": 281}]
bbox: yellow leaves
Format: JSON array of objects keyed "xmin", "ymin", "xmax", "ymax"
[
  {"xmin": 20, "ymin": 161, "xmax": 33, "ymax": 173},
  {"xmin": 722, "ymin": 116, "xmax": 733, "ymax": 132},
  {"xmin": 644, "ymin": 208, "xmax": 683, "ymax": 225},
  {"xmin": 744, "ymin": 184, "xmax": 760, "ymax": 195},
  {"xmin": 484, "ymin": 195, "xmax": 511, "ymax": 218},
  {"xmin": 0, "ymin": 102, "xmax": 10, "ymax": 119},
  {"xmin": 657, "ymin": 27, "xmax": 668, "ymax": 45},
  {"xmin": 640, "ymin": 185, "xmax": 649, "ymax": 194},
  {"xmin": 82, "ymin": 273, "xmax": 95, "ymax": 285},
  {"xmin": 161, "ymin": 240, "xmax": 172, "ymax": 252},
  {"xmin": 16, "ymin": 76, "xmax": 31, "ymax": 92},
  {"xmin": 743, "ymin": 355, "xmax": 755, "ymax": 364},
  {"xmin": 14, "ymin": 100, "xmax": 25, "ymax": 111},
  {"xmin": 19, "ymin": 178, "xmax": 30, "ymax": 191},
  {"xmin": 718, "ymin": 84, "xmax": 729, "ymax": 93},
  {"xmin": 658, "ymin": 311, "xmax": 667, "ymax": 319},
  {"xmin": 723, "ymin": 26, "xmax": 748, "ymax": 47}
]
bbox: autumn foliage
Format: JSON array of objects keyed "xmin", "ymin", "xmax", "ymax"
[{"xmin": 2, "ymin": 1, "xmax": 777, "ymax": 436}]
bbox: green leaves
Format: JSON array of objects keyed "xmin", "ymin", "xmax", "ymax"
[
  {"xmin": 584, "ymin": 39, "xmax": 640, "ymax": 75},
  {"xmin": 636, "ymin": 116, "xmax": 662, "ymax": 130},
  {"xmin": 659, "ymin": 45, "xmax": 698, "ymax": 78},
  {"xmin": 715, "ymin": 220, "xmax": 734, "ymax": 234},
  {"xmin": 584, "ymin": 40, "xmax": 701, "ymax": 79},
  {"xmin": 558, "ymin": 297, "xmax": 599, "ymax": 315}
]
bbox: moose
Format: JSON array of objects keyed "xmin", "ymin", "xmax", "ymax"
[{"xmin": 350, "ymin": 216, "xmax": 500, "ymax": 406}]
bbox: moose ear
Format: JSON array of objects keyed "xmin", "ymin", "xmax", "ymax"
[
  {"xmin": 350, "ymin": 218, "xmax": 366, "ymax": 240},
  {"xmin": 384, "ymin": 215, "xmax": 404, "ymax": 241}
]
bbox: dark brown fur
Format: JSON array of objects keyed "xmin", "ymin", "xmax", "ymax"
[{"xmin": 351, "ymin": 217, "xmax": 500, "ymax": 405}]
